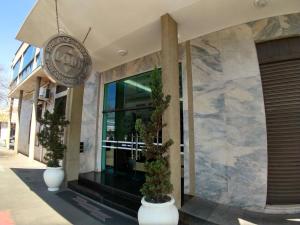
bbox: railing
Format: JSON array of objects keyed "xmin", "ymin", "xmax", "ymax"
[
  {"xmin": 102, "ymin": 139, "xmax": 184, "ymax": 154},
  {"xmin": 102, "ymin": 139, "xmax": 184, "ymax": 171}
]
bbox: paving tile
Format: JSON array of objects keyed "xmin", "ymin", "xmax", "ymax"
[
  {"xmin": 208, "ymin": 205, "xmax": 243, "ymax": 225},
  {"xmin": 240, "ymin": 211, "xmax": 264, "ymax": 224},
  {"xmin": 261, "ymin": 214, "xmax": 295, "ymax": 225},
  {"xmin": 181, "ymin": 196, "xmax": 218, "ymax": 220}
]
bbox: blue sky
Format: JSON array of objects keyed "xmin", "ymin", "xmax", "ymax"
[{"xmin": 0, "ymin": 0, "xmax": 36, "ymax": 79}]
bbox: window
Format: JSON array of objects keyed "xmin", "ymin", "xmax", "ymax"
[
  {"xmin": 36, "ymin": 53, "xmax": 41, "ymax": 67},
  {"xmin": 35, "ymin": 104, "xmax": 44, "ymax": 147},
  {"xmin": 36, "ymin": 104, "xmax": 43, "ymax": 121},
  {"xmin": 20, "ymin": 62, "xmax": 33, "ymax": 80},
  {"xmin": 22, "ymin": 45, "xmax": 36, "ymax": 71},
  {"xmin": 35, "ymin": 50, "xmax": 43, "ymax": 68},
  {"xmin": 56, "ymin": 85, "xmax": 68, "ymax": 94},
  {"xmin": 55, "ymin": 96, "xmax": 67, "ymax": 116},
  {"xmin": 12, "ymin": 59, "xmax": 20, "ymax": 81}
]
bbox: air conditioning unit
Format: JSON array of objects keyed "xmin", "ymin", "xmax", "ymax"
[{"xmin": 39, "ymin": 87, "xmax": 50, "ymax": 100}]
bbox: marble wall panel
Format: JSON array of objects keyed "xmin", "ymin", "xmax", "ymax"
[
  {"xmin": 189, "ymin": 12, "xmax": 300, "ymax": 211},
  {"xmin": 102, "ymin": 52, "xmax": 161, "ymax": 84},
  {"xmin": 249, "ymin": 13, "xmax": 300, "ymax": 42},
  {"xmin": 80, "ymin": 72, "xmax": 99, "ymax": 173},
  {"xmin": 224, "ymin": 76, "xmax": 268, "ymax": 209}
]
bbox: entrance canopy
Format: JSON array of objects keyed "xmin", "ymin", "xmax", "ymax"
[{"xmin": 17, "ymin": 0, "xmax": 300, "ymax": 72}]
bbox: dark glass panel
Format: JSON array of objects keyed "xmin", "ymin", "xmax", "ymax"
[
  {"xmin": 36, "ymin": 104, "xmax": 43, "ymax": 121},
  {"xmin": 103, "ymin": 82, "xmax": 116, "ymax": 111},
  {"xmin": 101, "ymin": 112, "xmax": 116, "ymax": 170},
  {"xmin": 12, "ymin": 59, "xmax": 20, "ymax": 81},
  {"xmin": 36, "ymin": 53, "xmax": 41, "ymax": 67},
  {"xmin": 20, "ymin": 62, "xmax": 33, "ymax": 80},
  {"xmin": 56, "ymin": 85, "xmax": 67, "ymax": 94},
  {"xmin": 22, "ymin": 45, "xmax": 36, "ymax": 71},
  {"xmin": 179, "ymin": 63, "xmax": 183, "ymax": 99},
  {"xmin": 54, "ymin": 96, "xmax": 67, "ymax": 116},
  {"xmin": 121, "ymin": 73, "xmax": 152, "ymax": 109}
]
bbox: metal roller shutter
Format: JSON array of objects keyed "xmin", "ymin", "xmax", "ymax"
[{"xmin": 257, "ymin": 37, "xmax": 300, "ymax": 205}]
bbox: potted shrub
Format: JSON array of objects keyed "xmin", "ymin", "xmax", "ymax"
[
  {"xmin": 38, "ymin": 104, "xmax": 69, "ymax": 191},
  {"xmin": 135, "ymin": 68, "xmax": 179, "ymax": 225}
]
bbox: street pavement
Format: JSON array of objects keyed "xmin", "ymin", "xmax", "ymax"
[{"xmin": 0, "ymin": 148, "xmax": 137, "ymax": 225}]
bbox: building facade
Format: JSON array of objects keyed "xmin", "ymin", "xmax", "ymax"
[
  {"xmin": 0, "ymin": 110, "xmax": 9, "ymax": 146},
  {"xmin": 9, "ymin": 0, "xmax": 300, "ymax": 217}
]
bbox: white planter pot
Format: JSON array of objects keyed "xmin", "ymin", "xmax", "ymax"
[
  {"xmin": 138, "ymin": 196, "xmax": 179, "ymax": 225},
  {"xmin": 43, "ymin": 167, "xmax": 64, "ymax": 191}
]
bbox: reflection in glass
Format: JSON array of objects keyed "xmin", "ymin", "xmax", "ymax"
[
  {"xmin": 101, "ymin": 67, "xmax": 183, "ymax": 175},
  {"xmin": 22, "ymin": 45, "xmax": 36, "ymax": 71},
  {"xmin": 12, "ymin": 59, "xmax": 21, "ymax": 81}
]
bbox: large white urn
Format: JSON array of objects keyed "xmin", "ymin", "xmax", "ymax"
[
  {"xmin": 138, "ymin": 196, "xmax": 179, "ymax": 225},
  {"xmin": 43, "ymin": 167, "xmax": 64, "ymax": 191}
]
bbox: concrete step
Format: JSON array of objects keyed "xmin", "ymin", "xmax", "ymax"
[{"xmin": 68, "ymin": 180, "xmax": 140, "ymax": 218}]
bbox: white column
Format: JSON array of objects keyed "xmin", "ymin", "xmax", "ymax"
[
  {"xmin": 29, "ymin": 77, "xmax": 41, "ymax": 160},
  {"xmin": 14, "ymin": 90, "xmax": 23, "ymax": 153},
  {"xmin": 6, "ymin": 98, "xmax": 13, "ymax": 150}
]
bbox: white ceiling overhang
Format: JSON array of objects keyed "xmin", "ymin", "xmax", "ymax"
[{"xmin": 17, "ymin": 0, "xmax": 300, "ymax": 72}]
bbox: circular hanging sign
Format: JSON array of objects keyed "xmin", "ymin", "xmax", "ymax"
[{"xmin": 42, "ymin": 34, "xmax": 92, "ymax": 87}]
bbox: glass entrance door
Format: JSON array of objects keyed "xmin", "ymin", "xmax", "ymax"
[
  {"xmin": 101, "ymin": 67, "xmax": 184, "ymax": 176},
  {"xmin": 101, "ymin": 71, "xmax": 153, "ymax": 174},
  {"xmin": 102, "ymin": 109, "xmax": 152, "ymax": 172}
]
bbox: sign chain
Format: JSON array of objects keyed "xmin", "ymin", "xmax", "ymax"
[
  {"xmin": 82, "ymin": 27, "xmax": 92, "ymax": 45},
  {"xmin": 55, "ymin": 0, "xmax": 60, "ymax": 34}
]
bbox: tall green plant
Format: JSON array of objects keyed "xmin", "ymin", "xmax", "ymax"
[
  {"xmin": 38, "ymin": 104, "xmax": 69, "ymax": 167},
  {"xmin": 135, "ymin": 68, "xmax": 174, "ymax": 203}
]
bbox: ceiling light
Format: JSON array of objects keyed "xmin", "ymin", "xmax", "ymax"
[
  {"xmin": 117, "ymin": 49, "xmax": 128, "ymax": 56},
  {"xmin": 254, "ymin": 0, "xmax": 269, "ymax": 8},
  {"xmin": 124, "ymin": 80, "xmax": 151, "ymax": 92}
]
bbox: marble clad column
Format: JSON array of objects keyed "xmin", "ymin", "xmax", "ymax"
[
  {"xmin": 161, "ymin": 14, "xmax": 181, "ymax": 207},
  {"xmin": 64, "ymin": 85, "xmax": 84, "ymax": 182},
  {"xmin": 29, "ymin": 77, "xmax": 41, "ymax": 160},
  {"xmin": 6, "ymin": 98, "xmax": 13, "ymax": 149},
  {"xmin": 14, "ymin": 90, "xmax": 23, "ymax": 153}
]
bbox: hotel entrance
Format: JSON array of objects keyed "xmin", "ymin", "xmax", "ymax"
[
  {"xmin": 70, "ymin": 67, "xmax": 184, "ymax": 216},
  {"xmin": 101, "ymin": 71, "xmax": 154, "ymax": 175},
  {"xmin": 101, "ymin": 67, "xmax": 183, "ymax": 176}
]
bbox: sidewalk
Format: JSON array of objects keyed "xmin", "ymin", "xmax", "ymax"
[
  {"xmin": 0, "ymin": 148, "xmax": 137, "ymax": 225},
  {"xmin": 180, "ymin": 195, "xmax": 300, "ymax": 225}
]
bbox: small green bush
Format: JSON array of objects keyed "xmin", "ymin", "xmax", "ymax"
[
  {"xmin": 135, "ymin": 68, "xmax": 174, "ymax": 203},
  {"xmin": 38, "ymin": 104, "xmax": 69, "ymax": 167}
]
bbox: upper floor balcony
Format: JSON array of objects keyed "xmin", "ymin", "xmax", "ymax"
[{"xmin": 8, "ymin": 43, "xmax": 52, "ymax": 99}]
